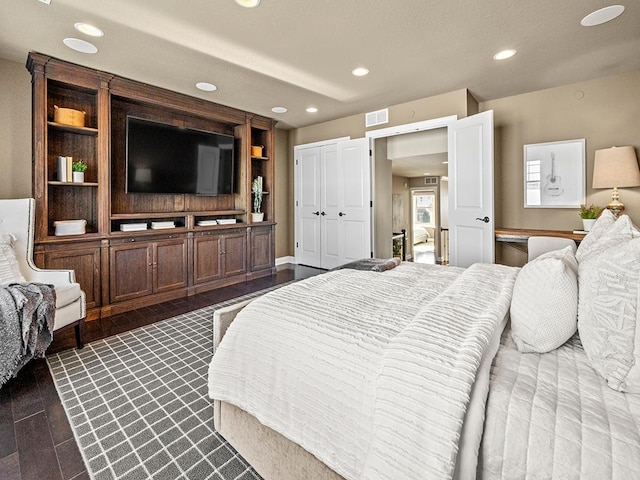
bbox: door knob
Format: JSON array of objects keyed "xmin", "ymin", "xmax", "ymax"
[
  {"xmin": 338, "ymin": 212, "xmax": 346, "ymax": 217},
  {"xmin": 321, "ymin": 211, "xmax": 326, "ymax": 216},
  {"xmin": 475, "ymin": 216, "xmax": 490, "ymax": 223},
  {"xmin": 312, "ymin": 211, "xmax": 320, "ymax": 216}
]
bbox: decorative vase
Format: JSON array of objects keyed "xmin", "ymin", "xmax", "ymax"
[
  {"xmin": 251, "ymin": 212, "xmax": 264, "ymax": 222},
  {"xmin": 72, "ymin": 171, "xmax": 85, "ymax": 183},
  {"xmin": 582, "ymin": 218, "xmax": 596, "ymax": 232}
]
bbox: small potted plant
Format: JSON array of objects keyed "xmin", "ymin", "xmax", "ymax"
[
  {"xmin": 72, "ymin": 160, "xmax": 88, "ymax": 183},
  {"xmin": 251, "ymin": 176, "xmax": 264, "ymax": 222},
  {"xmin": 579, "ymin": 203, "xmax": 603, "ymax": 232}
]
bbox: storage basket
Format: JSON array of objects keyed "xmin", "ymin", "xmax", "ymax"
[
  {"xmin": 54, "ymin": 219, "xmax": 86, "ymax": 236},
  {"xmin": 54, "ymin": 105, "xmax": 86, "ymax": 127}
]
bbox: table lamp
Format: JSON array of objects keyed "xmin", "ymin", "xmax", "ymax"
[{"xmin": 592, "ymin": 146, "xmax": 640, "ymax": 217}]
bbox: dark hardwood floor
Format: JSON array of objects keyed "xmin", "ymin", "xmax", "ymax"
[{"xmin": 0, "ymin": 264, "xmax": 323, "ymax": 480}]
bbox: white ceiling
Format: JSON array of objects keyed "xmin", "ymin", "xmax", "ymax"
[{"xmin": 0, "ymin": 1, "xmax": 638, "ymax": 130}]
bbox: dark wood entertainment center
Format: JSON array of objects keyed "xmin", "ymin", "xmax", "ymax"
[{"xmin": 27, "ymin": 52, "xmax": 276, "ymax": 320}]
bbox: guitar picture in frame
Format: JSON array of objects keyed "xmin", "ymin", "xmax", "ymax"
[
  {"xmin": 542, "ymin": 152, "xmax": 564, "ymax": 197},
  {"xmin": 524, "ymin": 139, "xmax": 585, "ymax": 208}
]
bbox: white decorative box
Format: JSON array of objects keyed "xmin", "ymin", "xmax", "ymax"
[{"xmin": 54, "ymin": 219, "xmax": 86, "ymax": 236}]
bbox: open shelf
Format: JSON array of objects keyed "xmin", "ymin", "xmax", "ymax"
[
  {"xmin": 48, "ymin": 121, "xmax": 98, "ymax": 136},
  {"xmin": 48, "ymin": 181, "xmax": 99, "ymax": 187}
]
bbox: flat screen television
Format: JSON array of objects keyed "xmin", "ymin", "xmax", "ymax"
[{"xmin": 126, "ymin": 116, "xmax": 235, "ymax": 195}]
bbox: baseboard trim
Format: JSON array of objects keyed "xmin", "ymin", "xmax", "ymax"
[{"xmin": 276, "ymin": 256, "xmax": 296, "ymax": 266}]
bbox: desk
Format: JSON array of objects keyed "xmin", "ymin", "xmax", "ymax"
[{"xmin": 495, "ymin": 228, "xmax": 585, "ymax": 244}]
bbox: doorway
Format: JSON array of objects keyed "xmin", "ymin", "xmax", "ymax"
[{"xmin": 411, "ymin": 189, "xmax": 437, "ymax": 264}]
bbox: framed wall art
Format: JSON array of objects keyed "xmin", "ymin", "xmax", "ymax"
[{"xmin": 523, "ymin": 138, "xmax": 586, "ymax": 208}]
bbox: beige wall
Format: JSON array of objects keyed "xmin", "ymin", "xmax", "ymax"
[
  {"xmin": 481, "ymin": 70, "xmax": 640, "ymax": 231},
  {"xmin": 290, "ymin": 89, "xmax": 472, "ymax": 146},
  {"xmin": 274, "ymin": 128, "xmax": 291, "ymax": 258},
  {"xmin": 0, "ymin": 57, "xmax": 31, "ymax": 199},
  {"xmin": 374, "ymin": 138, "xmax": 392, "ymax": 258},
  {"xmin": 481, "ymin": 70, "xmax": 640, "ymax": 266}
]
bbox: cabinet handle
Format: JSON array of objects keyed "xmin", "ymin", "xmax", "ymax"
[
  {"xmin": 131, "ymin": 238, "xmax": 135, "ymax": 242},
  {"xmin": 312, "ymin": 211, "xmax": 320, "ymax": 216}
]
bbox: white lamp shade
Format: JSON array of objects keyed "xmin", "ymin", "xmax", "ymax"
[{"xmin": 592, "ymin": 146, "xmax": 640, "ymax": 189}]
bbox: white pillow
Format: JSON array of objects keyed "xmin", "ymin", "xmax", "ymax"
[
  {"xmin": 578, "ymin": 221, "xmax": 640, "ymax": 392},
  {"xmin": 510, "ymin": 246, "xmax": 578, "ymax": 353},
  {"xmin": 0, "ymin": 233, "xmax": 26, "ymax": 285},
  {"xmin": 575, "ymin": 208, "xmax": 618, "ymax": 263}
]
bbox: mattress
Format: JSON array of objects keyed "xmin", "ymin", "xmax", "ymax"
[{"xmin": 481, "ymin": 326, "xmax": 640, "ymax": 480}]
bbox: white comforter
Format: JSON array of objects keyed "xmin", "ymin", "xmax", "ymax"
[
  {"xmin": 482, "ymin": 327, "xmax": 640, "ymax": 480},
  {"xmin": 208, "ymin": 262, "xmax": 518, "ymax": 480}
]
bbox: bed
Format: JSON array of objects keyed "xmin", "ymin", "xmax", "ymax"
[{"xmin": 208, "ymin": 211, "xmax": 640, "ymax": 480}]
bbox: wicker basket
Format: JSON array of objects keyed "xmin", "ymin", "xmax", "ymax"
[{"xmin": 54, "ymin": 105, "xmax": 86, "ymax": 127}]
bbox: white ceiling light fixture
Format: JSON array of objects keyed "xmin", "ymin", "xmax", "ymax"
[
  {"xmin": 493, "ymin": 49, "xmax": 517, "ymax": 60},
  {"xmin": 306, "ymin": 107, "xmax": 318, "ymax": 113},
  {"xmin": 271, "ymin": 106, "xmax": 287, "ymax": 114},
  {"xmin": 234, "ymin": 0, "xmax": 261, "ymax": 7},
  {"xmin": 352, "ymin": 67, "xmax": 369, "ymax": 77},
  {"xmin": 74, "ymin": 22, "xmax": 104, "ymax": 37},
  {"xmin": 38, "ymin": 0, "xmax": 51, "ymax": 4},
  {"xmin": 63, "ymin": 38, "xmax": 98, "ymax": 54},
  {"xmin": 581, "ymin": 5, "xmax": 625, "ymax": 26},
  {"xmin": 196, "ymin": 82, "xmax": 217, "ymax": 92}
]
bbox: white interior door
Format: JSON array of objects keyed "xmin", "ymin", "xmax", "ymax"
[
  {"xmin": 448, "ymin": 110, "xmax": 494, "ymax": 267},
  {"xmin": 335, "ymin": 138, "xmax": 371, "ymax": 267},
  {"xmin": 321, "ymin": 144, "xmax": 340, "ymax": 268},
  {"xmin": 295, "ymin": 146, "xmax": 322, "ymax": 267},
  {"xmin": 295, "ymin": 138, "xmax": 371, "ymax": 269}
]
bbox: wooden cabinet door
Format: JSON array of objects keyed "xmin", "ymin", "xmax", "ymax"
[
  {"xmin": 42, "ymin": 246, "xmax": 101, "ymax": 309},
  {"xmin": 250, "ymin": 225, "xmax": 274, "ymax": 272},
  {"xmin": 154, "ymin": 237, "xmax": 188, "ymax": 293},
  {"xmin": 222, "ymin": 231, "xmax": 247, "ymax": 278},
  {"xmin": 193, "ymin": 233, "xmax": 223, "ymax": 284},
  {"xmin": 110, "ymin": 243, "xmax": 153, "ymax": 303}
]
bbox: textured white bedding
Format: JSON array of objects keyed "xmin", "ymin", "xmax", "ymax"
[
  {"xmin": 482, "ymin": 326, "xmax": 640, "ymax": 480},
  {"xmin": 208, "ymin": 262, "xmax": 518, "ymax": 480}
]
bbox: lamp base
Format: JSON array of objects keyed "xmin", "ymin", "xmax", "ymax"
[{"xmin": 607, "ymin": 187, "xmax": 625, "ymax": 218}]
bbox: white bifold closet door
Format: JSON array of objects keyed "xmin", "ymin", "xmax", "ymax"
[{"xmin": 295, "ymin": 138, "xmax": 371, "ymax": 270}]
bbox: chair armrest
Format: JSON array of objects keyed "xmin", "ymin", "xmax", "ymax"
[{"xmin": 24, "ymin": 266, "xmax": 76, "ymax": 285}]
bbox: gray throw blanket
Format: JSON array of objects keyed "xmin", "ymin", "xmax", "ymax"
[{"xmin": 0, "ymin": 283, "xmax": 56, "ymax": 387}]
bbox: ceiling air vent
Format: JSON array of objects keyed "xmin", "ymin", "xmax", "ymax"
[
  {"xmin": 424, "ymin": 177, "xmax": 438, "ymax": 185},
  {"xmin": 365, "ymin": 108, "xmax": 389, "ymax": 128}
]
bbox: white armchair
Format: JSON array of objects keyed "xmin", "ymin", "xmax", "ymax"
[{"xmin": 0, "ymin": 198, "xmax": 86, "ymax": 349}]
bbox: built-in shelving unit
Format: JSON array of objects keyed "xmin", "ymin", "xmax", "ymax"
[{"xmin": 28, "ymin": 52, "xmax": 276, "ymax": 320}]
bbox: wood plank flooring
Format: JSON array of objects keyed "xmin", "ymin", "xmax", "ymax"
[{"xmin": 0, "ymin": 265, "xmax": 322, "ymax": 480}]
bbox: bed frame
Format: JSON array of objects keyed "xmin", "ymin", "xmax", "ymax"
[{"xmin": 212, "ymin": 300, "xmax": 344, "ymax": 480}]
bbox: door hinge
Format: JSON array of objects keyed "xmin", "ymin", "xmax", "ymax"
[
  {"xmin": 296, "ymin": 200, "xmax": 298, "ymax": 207},
  {"xmin": 295, "ymin": 159, "xmax": 298, "ymax": 166},
  {"xmin": 296, "ymin": 241, "xmax": 299, "ymax": 248},
  {"xmin": 370, "ymin": 200, "xmax": 373, "ymax": 208},
  {"xmin": 369, "ymin": 149, "xmax": 372, "ymax": 156},
  {"xmin": 370, "ymin": 251, "xmax": 374, "ymax": 258}
]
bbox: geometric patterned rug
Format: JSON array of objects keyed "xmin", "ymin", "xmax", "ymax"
[{"xmin": 46, "ymin": 285, "xmax": 289, "ymax": 480}]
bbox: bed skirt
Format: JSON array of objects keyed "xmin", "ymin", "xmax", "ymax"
[{"xmin": 214, "ymin": 400, "xmax": 345, "ymax": 480}]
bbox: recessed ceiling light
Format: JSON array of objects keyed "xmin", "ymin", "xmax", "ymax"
[
  {"xmin": 271, "ymin": 107, "xmax": 287, "ymax": 114},
  {"xmin": 493, "ymin": 49, "xmax": 517, "ymax": 60},
  {"xmin": 581, "ymin": 5, "xmax": 625, "ymax": 26},
  {"xmin": 235, "ymin": 0, "xmax": 261, "ymax": 7},
  {"xmin": 306, "ymin": 107, "xmax": 318, "ymax": 113},
  {"xmin": 74, "ymin": 22, "xmax": 104, "ymax": 37},
  {"xmin": 63, "ymin": 38, "xmax": 98, "ymax": 54},
  {"xmin": 352, "ymin": 67, "xmax": 369, "ymax": 77},
  {"xmin": 442, "ymin": 161, "xmax": 449, "ymax": 164},
  {"xmin": 196, "ymin": 82, "xmax": 217, "ymax": 92},
  {"xmin": 424, "ymin": 172, "xmax": 431, "ymax": 176},
  {"xmin": 38, "ymin": 0, "xmax": 51, "ymax": 4}
]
